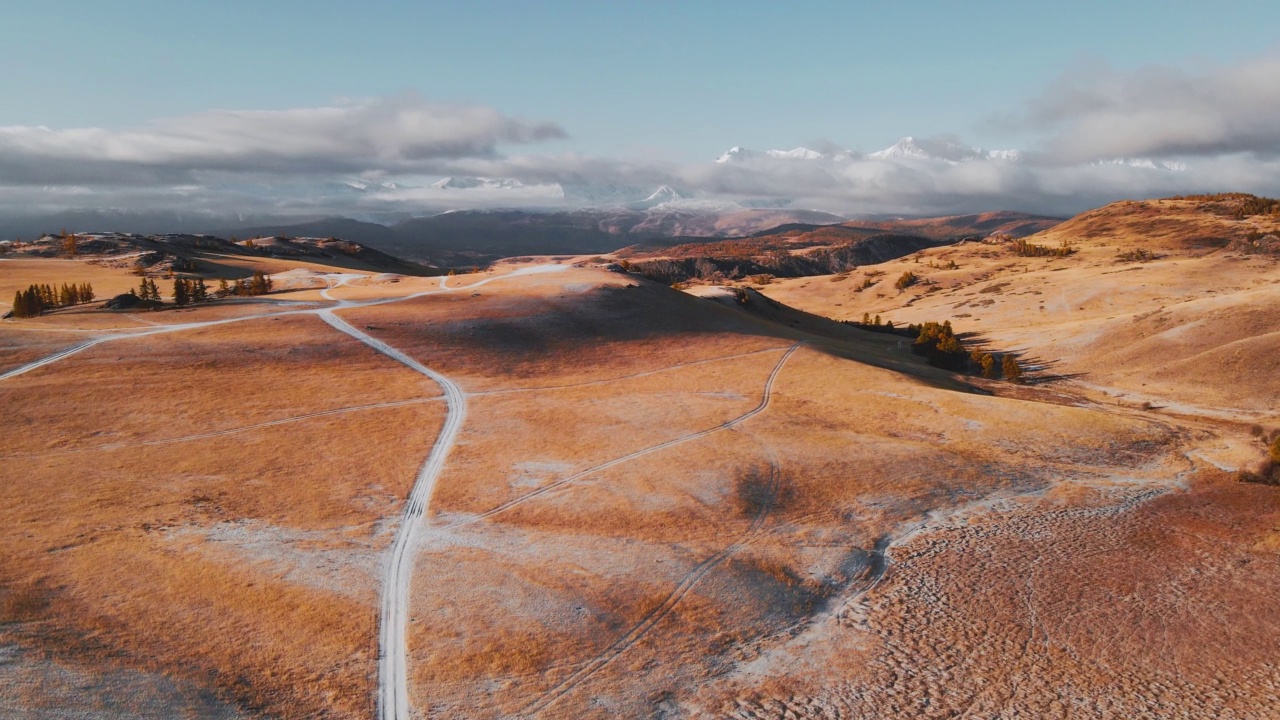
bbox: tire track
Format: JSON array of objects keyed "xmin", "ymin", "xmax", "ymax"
[
  {"xmin": 446, "ymin": 342, "xmax": 803, "ymax": 531},
  {"xmin": 520, "ymin": 441, "xmax": 784, "ymax": 717},
  {"xmin": 0, "ymin": 265, "xmax": 566, "ymax": 384},
  {"xmin": 318, "ymin": 310, "xmax": 466, "ymax": 720}
]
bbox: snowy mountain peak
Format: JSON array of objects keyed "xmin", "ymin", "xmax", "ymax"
[
  {"xmin": 765, "ymin": 147, "xmax": 825, "ymax": 160},
  {"xmin": 643, "ymin": 185, "xmax": 687, "ymax": 203},
  {"xmin": 431, "ymin": 176, "xmax": 526, "ymax": 190},
  {"xmin": 869, "ymin": 136, "xmax": 1022, "ymax": 164},
  {"xmin": 716, "ymin": 146, "xmax": 756, "ymax": 163}
]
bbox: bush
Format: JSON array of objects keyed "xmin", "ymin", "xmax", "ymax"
[
  {"xmin": 1002, "ymin": 354, "xmax": 1024, "ymax": 383},
  {"xmin": 1117, "ymin": 248, "xmax": 1157, "ymax": 262},
  {"xmin": 894, "ymin": 271, "xmax": 918, "ymax": 291}
]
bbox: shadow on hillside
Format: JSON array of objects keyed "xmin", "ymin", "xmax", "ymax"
[{"xmin": 355, "ymin": 273, "xmax": 970, "ymax": 389}]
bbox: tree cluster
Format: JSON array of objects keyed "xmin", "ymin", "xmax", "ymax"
[
  {"xmin": 135, "ymin": 277, "xmax": 162, "ymax": 307},
  {"xmin": 217, "ymin": 271, "xmax": 273, "ymax": 297},
  {"xmin": 10, "ymin": 282, "xmax": 95, "ymax": 318},
  {"xmin": 894, "ymin": 271, "xmax": 919, "ymax": 291},
  {"xmin": 911, "ymin": 320, "xmax": 968, "ymax": 370},
  {"xmin": 172, "ymin": 278, "xmax": 209, "ymax": 307},
  {"xmin": 1010, "ymin": 239, "xmax": 1074, "ymax": 257}
]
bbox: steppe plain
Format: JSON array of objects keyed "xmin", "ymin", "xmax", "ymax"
[{"xmin": 1, "ymin": 196, "xmax": 1278, "ymax": 719}]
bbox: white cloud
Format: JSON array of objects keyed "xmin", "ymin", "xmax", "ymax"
[
  {"xmin": 0, "ymin": 92, "xmax": 565, "ymax": 185},
  {"xmin": 1015, "ymin": 53, "xmax": 1280, "ymax": 163}
]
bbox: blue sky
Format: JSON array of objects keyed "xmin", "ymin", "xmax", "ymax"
[
  {"xmin": 8, "ymin": 0, "xmax": 1280, "ymax": 160},
  {"xmin": 3, "ymin": 1, "xmax": 1280, "ymax": 218}
]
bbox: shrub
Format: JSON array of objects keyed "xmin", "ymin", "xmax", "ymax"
[
  {"xmin": 1002, "ymin": 354, "xmax": 1024, "ymax": 383},
  {"xmin": 894, "ymin": 271, "xmax": 918, "ymax": 291},
  {"xmin": 1117, "ymin": 248, "xmax": 1157, "ymax": 262}
]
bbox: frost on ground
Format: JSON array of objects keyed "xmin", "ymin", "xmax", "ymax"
[
  {"xmin": 171, "ymin": 519, "xmax": 390, "ymax": 602},
  {"xmin": 706, "ymin": 477, "xmax": 1280, "ymax": 720},
  {"xmin": 0, "ymin": 643, "xmax": 245, "ymax": 720}
]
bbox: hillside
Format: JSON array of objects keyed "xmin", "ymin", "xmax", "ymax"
[
  {"xmin": 759, "ymin": 194, "xmax": 1280, "ymax": 417},
  {"xmin": 1, "ymin": 231, "xmax": 437, "ymax": 280},
  {"xmin": 1, "ymin": 251, "xmax": 1276, "ymax": 719}
]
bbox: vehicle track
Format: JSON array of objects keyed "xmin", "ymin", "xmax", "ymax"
[
  {"xmin": 0, "ymin": 265, "xmax": 563, "ymax": 383},
  {"xmin": 445, "ymin": 342, "xmax": 803, "ymax": 530},
  {"xmin": 520, "ymin": 440, "xmax": 784, "ymax": 717},
  {"xmin": 318, "ymin": 310, "xmax": 467, "ymax": 720}
]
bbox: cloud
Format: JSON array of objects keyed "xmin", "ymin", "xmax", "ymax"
[
  {"xmin": 1015, "ymin": 54, "xmax": 1280, "ymax": 163},
  {"xmin": 0, "ymin": 92, "xmax": 566, "ymax": 185},
  {"xmin": 6, "ymin": 66, "xmax": 1280, "ymax": 227}
]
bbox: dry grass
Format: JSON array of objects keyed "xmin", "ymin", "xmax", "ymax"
[
  {"xmin": 3, "ymin": 244, "xmax": 1277, "ymax": 719},
  {"xmin": 0, "ymin": 308, "xmax": 447, "ymax": 717}
]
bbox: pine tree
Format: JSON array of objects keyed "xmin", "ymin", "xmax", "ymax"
[
  {"xmin": 11, "ymin": 290, "xmax": 26, "ymax": 318},
  {"xmin": 217, "ymin": 278, "xmax": 230, "ymax": 295},
  {"xmin": 59, "ymin": 283, "xmax": 72, "ymax": 307},
  {"xmin": 248, "ymin": 271, "xmax": 272, "ymax": 296},
  {"xmin": 1002, "ymin": 355, "xmax": 1023, "ymax": 384},
  {"xmin": 138, "ymin": 277, "xmax": 151, "ymax": 301},
  {"xmin": 81, "ymin": 283, "xmax": 94, "ymax": 302},
  {"xmin": 192, "ymin": 278, "xmax": 208, "ymax": 302},
  {"xmin": 173, "ymin": 278, "xmax": 190, "ymax": 307},
  {"xmin": 63, "ymin": 233, "xmax": 78, "ymax": 258}
]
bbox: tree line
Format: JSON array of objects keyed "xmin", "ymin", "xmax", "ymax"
[
  {"xmin": 845, "ymin": 315, "xmax": 1025, "ymax": 382},
  {"xmin": 216, "ymin": 271, "xmax": 273, "ymax": 297},
  {"xmin": 10, "ymin": 282, "xmax": 95, "ymax": 318}
]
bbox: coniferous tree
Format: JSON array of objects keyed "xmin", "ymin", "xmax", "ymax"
[
  {"xmin": 1002, "ymin": 354, "xmax": 1023, "ymax": 384},
  {"xmin": 192, "ymin": 278, "xmax": 208, "ymax": 302},
  {"xmin": 12, "ymin": 290, "xmax": 32, "ymax": 318},
  {"xmin": 138, "ymin": 277, "xmax": 152, "ymax": 301},
  {"xmin": 81, "ymin": 283, "xmax": 94, "ymax": 302},
  {"xmin": 173, "ymin": 278, "xmax": 190, "ymax": 307}
]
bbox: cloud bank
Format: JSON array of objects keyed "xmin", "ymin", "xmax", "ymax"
[
  {"xmin": 1019, "ymin": 55, "xmax": 1280, "ymax": 163},
  {"xmin": 0, "ymin": 92, "xmax": 565, "ymax": 186},
  {"xmin": 3, "ymin": 53, "xmax": 1280, "ymax": 225}
]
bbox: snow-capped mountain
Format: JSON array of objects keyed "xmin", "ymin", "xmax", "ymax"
[
  {"xmin": 717, "ymin": 146, "xmax": 852, "ymax": 163},
  {"xmin": 641, "ymin": 185, "xmax": 688, "ymax": 204},
  {"xmin": 716, "ymin": 146, "xmax": 756, "ymax": 163},
  {"xmin": 431, "ymin": 176, "xmax": 528, "ymax": 190},
  {"xmin": 766, "ymin": 147, "xmax": 826, "ymax": 160},
  {"xmin": 1095, "ymin": 158, "xmax": 1188, "ymax": 172},
  {"xmin": 868, "ymin": 137, "xmax": 1022, "ymax": 164}
]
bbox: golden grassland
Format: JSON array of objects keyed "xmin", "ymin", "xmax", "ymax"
[
  {"xmin": 761, "ymin": 197, "xmax": 1280, "ymax": 420},
  {"xmin": 1, "ymin": 229, "xmax": 1278, "ymax": 719},
  {"xmin": 1, "ymin": 296, "xmax": 446, "ymax": 716}
]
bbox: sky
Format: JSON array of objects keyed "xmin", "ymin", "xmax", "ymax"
[{"xmin": 4, "ymin": 0, "xmax": 1280, "ymax": 221}]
